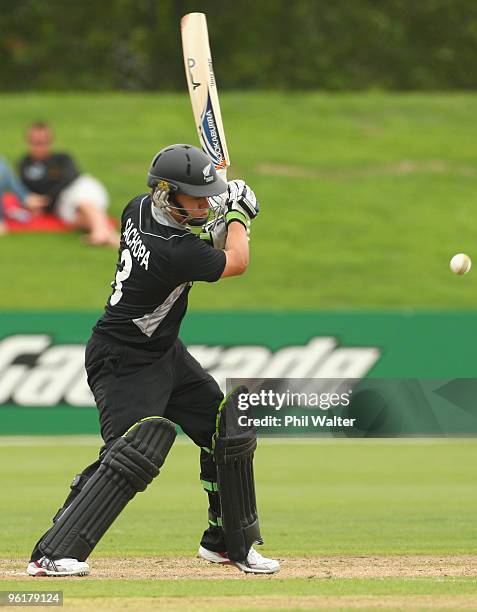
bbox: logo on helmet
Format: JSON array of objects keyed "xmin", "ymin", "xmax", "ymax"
[
  {"xmin": 158, "ymin": 180, "xmax": 170, "ymax": 190},
  {"xmin": 202, "ymin": 163, "xmax": 213, "ymax": 183}
]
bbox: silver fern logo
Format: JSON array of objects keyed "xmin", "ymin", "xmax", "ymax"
[{"xmin": 202, "ymin": 162, "xmax": 213, "ymax": 183}]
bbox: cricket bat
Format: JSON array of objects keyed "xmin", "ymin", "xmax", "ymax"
[{"xmin": 181, "ymin": 12, "xmax": 230, "ymax": 180}]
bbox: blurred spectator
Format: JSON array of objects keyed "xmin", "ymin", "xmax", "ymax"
[
  {"xmin": 0, "ymin": 157, "xmax": 46, "ymax": 235},
  {"xmin": 19, "ymin": 122, "xmax": 118, "ymax": 246}
]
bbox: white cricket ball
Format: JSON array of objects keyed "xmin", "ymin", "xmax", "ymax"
[{"xmin": 450, "ymin": 253, "xmax": 472, "ymax": 275}]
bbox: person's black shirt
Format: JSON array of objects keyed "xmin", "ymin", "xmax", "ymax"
[
  {"xmin": 19, "ymin": 153, "xmax": 80, "ymax": 210},
  {"xmin": 93, "ymin": 194, "xmax": 226, "ymax": 351}
]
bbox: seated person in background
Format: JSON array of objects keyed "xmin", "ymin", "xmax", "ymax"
[
  {"xmin": 19, "ymin": 122, "xmax": 118, "ymax": 247},
  {"xmin": 0, "ymin": 157, "xmax": 46, "ymax": 235}
]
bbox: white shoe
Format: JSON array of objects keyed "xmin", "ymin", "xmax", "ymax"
[
  {"xmin": 198, "ymin": 545, "xmax": 280, "ymax": 574},
  {"xmin": 27, "ymin": 557, "xmax": 90, "ymax": 577}
]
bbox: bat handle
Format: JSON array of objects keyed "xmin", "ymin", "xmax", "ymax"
[{"xmin": 216, "ymin": 168, "xmax": 228, "ymax": 181}]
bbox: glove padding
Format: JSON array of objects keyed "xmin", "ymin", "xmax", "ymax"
[
  {"xmin": 200, "ymin": 215, "xmax": 228, "ymax": 249},
  {"xmin": 200, "ymin": 213, "xmax": 251, "ymax": 249},
  {"xmin": 225, "ymin": 180, "xmax": 259, "ymax": 228}
]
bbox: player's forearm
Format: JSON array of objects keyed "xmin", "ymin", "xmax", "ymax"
[{"xmin": 221, "ymin": 222, "xmax": 249, "ymax": 277}]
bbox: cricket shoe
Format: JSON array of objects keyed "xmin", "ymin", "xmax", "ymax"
[
  {"xmin": 198, "ymin": 545, "xmax": 280, "ymax": 574},
  {"xmin": 27, "ymin": 557, "xmax": 90, "ymax": 577}
]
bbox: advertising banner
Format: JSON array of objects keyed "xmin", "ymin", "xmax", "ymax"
[{"xmin": 0, "ymin": 310, "xmax": 476, "ymax": 434}]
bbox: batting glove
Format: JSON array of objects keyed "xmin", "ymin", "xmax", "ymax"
[
  {"xmin": 225, "ymin": 180, "xmax": 259, "ymax": 229},
  {"xmin": 200, "ymin": 215, "xmax": 228, "ymax": 249}
]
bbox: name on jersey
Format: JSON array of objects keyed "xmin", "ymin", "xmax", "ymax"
[{"xmin": 123, "ymin": 218, "xmax": 150, "ymax": 270}]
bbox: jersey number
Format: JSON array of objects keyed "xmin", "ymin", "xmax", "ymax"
[{"xmin": 110, "ymin": 249, "xmax": 133, "ymax": 306}]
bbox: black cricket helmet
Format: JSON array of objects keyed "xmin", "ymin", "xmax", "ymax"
[{"xmin": 147, "ymin": 144, "xmax": 227, "ymax": 197}]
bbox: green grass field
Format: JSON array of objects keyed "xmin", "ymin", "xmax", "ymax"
[
  {"xmin": 1, "ymin": 438, "xmax": 476, "ymax": 609},
  {"xmin": 2, "ymin": 92, "xmax": 477, "ymax": 310},
  {"xmin": 2, "ymin": 93, "xmax": 477, "ymax": 609}
]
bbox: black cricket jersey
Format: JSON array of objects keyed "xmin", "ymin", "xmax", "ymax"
[
  {"xmin": 19, "ymin": 152, "xmax": 80, "ymax": 210},
  {"xmin": 93, "ymin": 194, "xmax": 226, "ymax": 351}
]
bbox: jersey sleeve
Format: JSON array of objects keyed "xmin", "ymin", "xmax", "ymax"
[
  {"xmin": 169, "ymin": 234, "xmax": 226, "ymax": 284},
  {"xmin": 18, "ymin": 157, "xmax": 29, "ymax": 187}
]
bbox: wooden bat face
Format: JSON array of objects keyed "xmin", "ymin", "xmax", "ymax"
[{"xmin": 181, "ymin": 12, "xmax": 230, "ymax": 179}]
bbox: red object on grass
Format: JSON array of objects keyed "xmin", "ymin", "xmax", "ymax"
[
  {"xmin": 2, "ymin": 193, "xmax": 116, "ymax": 232},
  {"xmin": 3, "ymin": 193, "xmax": 72, "ymax": 232}
]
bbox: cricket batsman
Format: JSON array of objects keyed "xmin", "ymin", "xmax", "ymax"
[{"xmin": 26, "ymin": 144, "xmax": 280, "ymax": 576}]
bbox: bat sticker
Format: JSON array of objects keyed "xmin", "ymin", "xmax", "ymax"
[
  {"xmin": 200, "ymin": 94, "xmax": 227, "ymax": 169},
  {"xmin": 187, "ymin": 58, "xmax": 201, "ymax": 90}
]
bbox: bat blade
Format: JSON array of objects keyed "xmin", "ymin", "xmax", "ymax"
[{"xmin": 181, "ymin": 12, "xmax": 230, "ymax": 179}]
